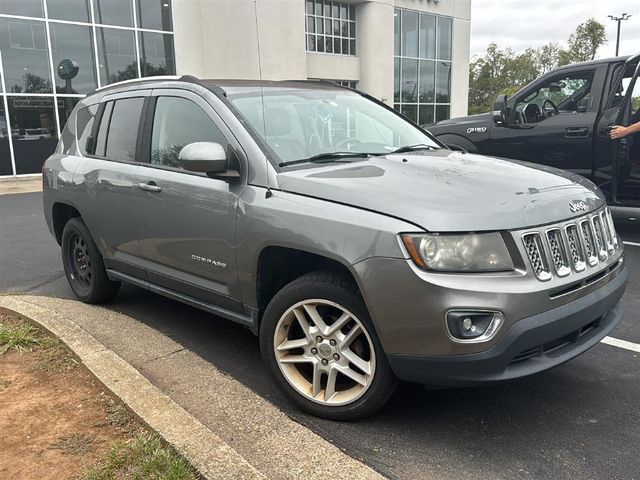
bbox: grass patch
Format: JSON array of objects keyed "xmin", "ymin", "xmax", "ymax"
[
  {"xmin": 49, "ymin": 433, "xmax": 97, "ymax": 455},
  {"xmin": 0, "ymin": 321, "xmax": 41, "ymax": 354},
  {"xmin": 105, "ymin": 401, "xmax": 141, "ymax": 435},
  {"xmin": 83, "ymin": 432, "xmax": 198, "ymax": 480},
  {"xmin": 33, "ymin": 337, "xmax": 79, "ymax": 373}
]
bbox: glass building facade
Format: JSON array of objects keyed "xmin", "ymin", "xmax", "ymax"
[
  {"xmin": 0, "ymin": 0, "xmax": 175, "ymax": 176},
  {"xmin": 393, "ymin": 8, "xmax": 452, "ymax": 126}
]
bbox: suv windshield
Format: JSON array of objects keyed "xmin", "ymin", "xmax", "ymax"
[{"xmin": 225, "ymin": 85, "xmax": 440, "ymax": 167}]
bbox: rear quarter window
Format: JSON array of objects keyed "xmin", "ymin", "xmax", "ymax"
[
  {"xmin": 76, "ymin": 104, "xmax": 99, "ymax": 156},
  {"xmin": 57, "ymin": 109, "xmax": 77, "ymax": 154}
]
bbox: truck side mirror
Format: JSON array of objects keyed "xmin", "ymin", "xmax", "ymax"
[{"xmin": 493, "ymin": 94, "xmax": 508, "ymax": 126}]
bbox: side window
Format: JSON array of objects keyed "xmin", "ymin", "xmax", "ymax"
[
  {"xmin": 150, "ymin": 96, "xmax": 228, "ymax": 169},
  {"xmin": 610, "ymin": 62, "xmax": 640, "ymax": 116},
  {"xmin": 94, "ymin": 101, "xmax": 113, "ymax": 157},
  {"xmin": 76, "ymin": 104, "xmax": 99, "ymax": 155},
  {"xmin": 105, "ymin": 97, "xmax": 145, "ymax": 161},
  {"xmin": 514, "ymin": 70, "xmax": 595, "ymax": 124}
]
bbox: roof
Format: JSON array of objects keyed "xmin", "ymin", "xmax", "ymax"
[{"xmin": 553, "ymin": 54, "xmax": 635, "ymax": 71}]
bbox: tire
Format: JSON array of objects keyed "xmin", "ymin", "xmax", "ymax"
[
  {"xmin": 260, "ymin": 271, "xmax": 397, "ymax": 420},
  {"xmin": 61, "ymin": 217, "xmax": 120, "ymax": 304}
]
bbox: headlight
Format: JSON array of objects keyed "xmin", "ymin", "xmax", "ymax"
[{"xmin": 400, "ymin": 232, "xmax": 514, "ymax": 272}]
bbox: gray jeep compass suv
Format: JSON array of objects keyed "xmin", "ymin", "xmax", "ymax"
[{"xmin": 43, "ymin": 76, "xmax": 627, "ymax": 420}]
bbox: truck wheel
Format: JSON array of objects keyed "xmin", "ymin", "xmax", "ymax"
[
  {"xmin": 61, "ymin": 218, "xmax": 120, "ymax": 304},
  {"xmin": 260, "ymin": 271, "xmax": 397, "ymax": 420}
]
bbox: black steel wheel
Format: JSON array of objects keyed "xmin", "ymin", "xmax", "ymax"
[{"xmin": 61, "ymin": 218, "xmax": 120, "ymax": 303}]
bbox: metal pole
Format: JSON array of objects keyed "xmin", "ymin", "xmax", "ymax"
[{"xmin": 608, "ymin": 14, "xmax": 631, "ymax": 57}]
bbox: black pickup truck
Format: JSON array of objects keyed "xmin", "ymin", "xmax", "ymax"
[{"xmin": 427, "ymin": 54, "xmax": 640, "ymax": 210}]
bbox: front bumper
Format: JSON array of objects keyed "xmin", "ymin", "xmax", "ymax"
[{"xmin": 386, "ymin": 265, "xmax": 627, "ymax": 386}]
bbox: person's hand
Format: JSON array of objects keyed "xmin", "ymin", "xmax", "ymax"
[{"xmin": 610, "ymin": 125, "xmax": 630, "ymax": 139}]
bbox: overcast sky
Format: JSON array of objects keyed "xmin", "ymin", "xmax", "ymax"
[{"xmin": 470, "ymin": 0, "xmax": 640, "ymax": 59}]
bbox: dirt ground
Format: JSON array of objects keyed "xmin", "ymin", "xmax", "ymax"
[{"xmin": 0, "ymin": 333, "xmax": 132, "ymax": 479}]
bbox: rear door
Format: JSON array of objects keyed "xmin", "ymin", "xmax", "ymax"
[
  {"xmin": 133, "ymin": 89, "xmax": 245, "ymax": 311},
  {"xmin": 595, "ymin": 55, "xmax": 640, "ymax": 204},
  {"xmin": 72, "ymin": 91, "xmax": 148, "ymax": 277}
]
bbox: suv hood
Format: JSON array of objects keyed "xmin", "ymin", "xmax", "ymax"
[{"xmin": 276, "ymin": 150, "xmax": 604, "ymax": 232}]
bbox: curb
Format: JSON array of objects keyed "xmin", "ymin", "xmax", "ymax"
[
  {"xmin": 0, "ymin": 295, "xmax": 385, "ymax": 480},
  {"xmin": 0, "ymin": 176, "xmax": 42, "ymax": 196}
]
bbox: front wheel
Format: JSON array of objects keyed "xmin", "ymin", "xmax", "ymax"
[
  {"xmin": 61, "ymin": 217, "xmax": 120, "ymax": 304},
  {"xmin": 260, "ymin": 271, "xmax": 397, "ymax": 420}
]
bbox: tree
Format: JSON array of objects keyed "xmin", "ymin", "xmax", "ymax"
[
  {"xmin": 468, "ymin": 19, "xmax": 607, "ymax": 114},
  {"xmin": 558, "ymin": 18, "xmax": 607, "ymax": 65},
  {"xmin": 10, "ymin": 72, "xmax": 52, "ymax": 94},
  {"xmin": 534, "ymin": 42, "xmax": 563, "ymax": 74}
]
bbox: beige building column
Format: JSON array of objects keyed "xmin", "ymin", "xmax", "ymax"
[{"xmin": 357, "ymin": 0, "xmax": 395, "ymax": 104}]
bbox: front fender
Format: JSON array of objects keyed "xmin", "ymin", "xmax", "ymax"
[{"xmin": 235, "ymin": 186, "xmax": 416, "ymax": 308}]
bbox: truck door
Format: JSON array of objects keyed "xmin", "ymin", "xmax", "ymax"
[
  {"xmin": 488, "ymin": 67, "xmax": 603, "ymax": 176},
  {"xmin": 595, "ymin": 54, "xmax": 640, "ymax": 205}
]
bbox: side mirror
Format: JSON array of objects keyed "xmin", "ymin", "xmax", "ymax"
[
  {"xmin": 178, "ymin": 142, "xmax": 228, "ymax": 176},
  {"xmin": 493, "ymin": 94, "xmax": 508, "ymax": 126}
]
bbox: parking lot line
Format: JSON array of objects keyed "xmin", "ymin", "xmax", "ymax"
[
  {"xmin": 602, "ymin": 336, "xmax": 640, "ymax": 354},
  {"xmin": 623, "ymin": 241, "xmax": 640, "ymax": 247}
]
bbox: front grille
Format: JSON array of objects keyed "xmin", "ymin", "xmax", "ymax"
[{"xmin": 521, "ymin": 207, "xmax": 620, "ymax": 282}]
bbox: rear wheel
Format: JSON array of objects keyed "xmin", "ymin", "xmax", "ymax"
[
  {"xmin": 61, "ymin": 218, "xmax": 120, "ymax": 303},
  {"xmin": 260, "ymin": 271, "xmax": 397, "ymax": 420}
]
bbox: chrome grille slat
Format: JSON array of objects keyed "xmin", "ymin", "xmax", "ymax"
[
  {"xmin": 564, "ymin": 224, "xmax": 586, "ymax": 272},
  {"xmin": 580, "ymin": 219, "xmax": 598, "ymax": 267},
  {"xmin": 600, "ymin": 211, "xmax": 615, "ymax": 254},
  {"xmin": 546, "ymin": 229, "xmax": 570, "ymax": 277},
  {"xmin": 522, "ymin": 233, "xmax": 551, "ymax": 281},
  {"xmin": 606, "ymin": 208, "xmax": 619, "ymax": 248},
  {"xmin": 591, "ymin": 215, "xmax": 608, "ymax": 260},
  {"xmin": 520, "ymin": 207, "xmax": 620, "ymax": 281}
]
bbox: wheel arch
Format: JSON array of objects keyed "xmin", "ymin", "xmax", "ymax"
[
  {"xmin": 255, "ymin": 245, "xmax": 365, "ymax": 319},
  {"xmin": 52, "ymin": 202, "xmax": 82, "ymax": 245},
  {"xmin": 433, "ymin": 133, "xmax": 479, "ymax": 153}
]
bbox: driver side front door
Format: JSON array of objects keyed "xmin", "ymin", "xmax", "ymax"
[{"xmin": 488, "ymin": 67, "xmax": 603, "ymax": 175}]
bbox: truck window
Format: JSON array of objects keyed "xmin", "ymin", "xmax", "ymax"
[
  {"xmin": 609, "ymin": 62, "xmax": 640, "ymax": 114},
  {"xmin": 513, "ymin": 70, "xmax": 595, "ymax": 124}
]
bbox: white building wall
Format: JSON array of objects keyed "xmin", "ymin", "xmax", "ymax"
[{"xmin": 173, "ymin": 0, "xmax": 471, "ymax": 114}]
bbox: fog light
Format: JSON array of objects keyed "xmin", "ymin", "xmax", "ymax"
[{"xmin": 446, "ymin": 311, "xmax": 504, "ymax": 343}]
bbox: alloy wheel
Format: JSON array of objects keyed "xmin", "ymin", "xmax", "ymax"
[{"xmin": 273, "ymin": 299, "xmax": 376, "ymax": 406}]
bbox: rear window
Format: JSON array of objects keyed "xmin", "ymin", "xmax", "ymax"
[{"xmin": 94, "ymin": 97, "xmax": 144, "ymax": 161}]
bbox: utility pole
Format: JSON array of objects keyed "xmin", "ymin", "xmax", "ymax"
[{"xmin": 608, "ymin": 13, "xmax": 632, "ymax": 57}]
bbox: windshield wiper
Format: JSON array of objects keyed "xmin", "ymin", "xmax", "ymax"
[
  {"xmin": 278, "ymin": 151, "xmax": 379, "ymax": 167},
  {"xmin": 388, "ymin": 144, "xmax": 441, "ymax": 154}
]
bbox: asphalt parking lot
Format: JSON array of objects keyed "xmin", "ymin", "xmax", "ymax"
[{"xmin": 1, "ymin": 191, "xmax": 639, "ymax": 480}]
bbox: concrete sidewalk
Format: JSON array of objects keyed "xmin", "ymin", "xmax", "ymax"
[
  {"xmin": 0, "ymin": 176, "xmax": 42, "ymax": 195},
  {"xmin": 0, "ymin": 294, "xmax": 385, "ymax": 480}
]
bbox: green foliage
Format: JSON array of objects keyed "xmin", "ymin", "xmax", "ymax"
[
  {"xmin": 0, "ymin": 321, "xmax": 41, "ymax": 354},
  {"xmin": 83, "ymin": 433, "xmax": 198, "ymax": 480},
  {"xmin": 469, "ymin": 18, "xmax": 607, "ymax": 114},
  {"xmin": 558, "ymin": 19, "xmax": 607, "ymax": 65}
]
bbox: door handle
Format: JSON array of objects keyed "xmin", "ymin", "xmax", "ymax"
[
  {"xmin": 565, "ymin": 127, "xmax": 589, "ymax": 138},
  {"xmin": 136, "ymin": 181, "xmax": 162, "ymax": 193}
]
